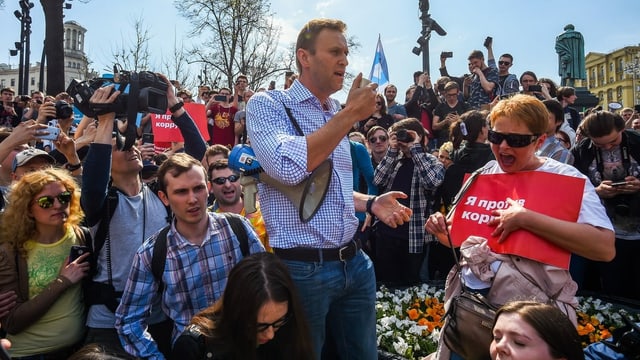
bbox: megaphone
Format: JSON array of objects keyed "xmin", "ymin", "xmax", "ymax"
[{"xmin": 229, "ymin": 144, "xmax": 332, "ymax": 223}]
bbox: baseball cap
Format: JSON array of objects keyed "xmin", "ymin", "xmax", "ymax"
[{"xmin": 12, "ymin": 148, "xmax": 55, "ymax": 172}]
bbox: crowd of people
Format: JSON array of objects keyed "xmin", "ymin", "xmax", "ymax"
[{"xmin": 0, "ymin": 16, "xmax": 638, "ymax": 360}]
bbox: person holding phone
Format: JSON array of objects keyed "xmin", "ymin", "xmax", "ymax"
[
  {"xmin": 206, "ymin": 87, "xmax": 238, "ymax": 148},
  {"xmin": 432, "ymin": 81, "xmax": 469, "ymax": 150},
  {"xmin": 0, "ymin": 167, "xmax": 91, "ymax": 358}
]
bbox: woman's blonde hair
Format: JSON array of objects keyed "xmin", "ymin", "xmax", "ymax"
[{"xmin": 1, "ymin": 167, "xmax": 83, "ymax": 257}]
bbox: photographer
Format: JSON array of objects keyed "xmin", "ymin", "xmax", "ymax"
[
  {"xmin": 572, "ymin": 110, "xmax": 640, "ymax": 300},
  {"xmin": 21, "ymin": 91, "xmax": 45, "ymax": 121}
]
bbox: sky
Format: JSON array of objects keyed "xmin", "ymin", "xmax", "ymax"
[{"xmin": 1, "ymin": 0, "xmax": 639, "ymax": 102}]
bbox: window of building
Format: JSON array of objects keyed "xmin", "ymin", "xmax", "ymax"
[
  {"xmin": 31, "ymin": 77, "xmax": 35, "ymax": 86},
  {"xmin": 617, "ymin": 86, "xmax": 623, "ymax": 100},
  {"xmin": 10, "ymin": 79, "xmax": 15, "ymax": 86},
  {"xmin": 598, "ymin": 91, "xmax": 604, "ymax": 102},
  {"xmin": 607, "ymin": 88, "xmax": 613, "ymax": 101}
]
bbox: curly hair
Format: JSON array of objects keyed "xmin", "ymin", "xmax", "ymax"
[{"xmin": 1, "ymin": 167, "xmax": 83, "ymax": 257}]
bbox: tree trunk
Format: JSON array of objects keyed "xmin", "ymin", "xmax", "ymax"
[{"xmin": 41, "ymin": 0, "xmax": 65, "ymax": 95}]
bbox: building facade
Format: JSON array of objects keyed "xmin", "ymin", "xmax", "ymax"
[
  {"xmin": 586, "ymin": 45, "xmax": 640, "ymax": 108},
  {"xmin": 0, "ymin": 20, "xmax": 91, "ymax": 95}
]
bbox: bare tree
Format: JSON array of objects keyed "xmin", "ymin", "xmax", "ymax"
[
  {"xmin": 109, "ymin": 17, "xmax": 152, "ymax": 72},
  {"xmin": 160, "ymin": 33, "xmax": 194, "ymax": 90},
  {"xmin": 175, "ymin": 0, "xmax": 289, "ymax": 90}
]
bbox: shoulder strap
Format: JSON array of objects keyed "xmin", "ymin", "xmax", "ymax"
[
  {"xmin": 223, "ymin": 213, "xmax": 249, "ymax": 257},
  {"xmin": 89, "ymin": 186, "xmax": 119, "ymax": 255},
  {"xmin": 151, "ymin": 225, "xmax": 171, "ymax": 293}
]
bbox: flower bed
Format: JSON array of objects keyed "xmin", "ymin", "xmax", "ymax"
[{"xmin": 376, "ymin": 284, "xmax": 640, "ymax": 359}]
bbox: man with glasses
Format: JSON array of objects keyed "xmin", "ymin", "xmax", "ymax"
[
  {"xmin": 208, "ymin": 159, "xmax": 269, "ymax": 251},
  {"xmin": 485, "ymin": 37, "xmax": 519, "ymax": 97},
  {"xmin": 366, "ymin": 126, "xmax": 389, "ymax": 169},
  {"xmin": 433, "ymin": 81, "xmax": 469, "ymax": 150},
  {"xmin": 572, "ymin": 110, "xmax": 640, "ymax": 300}
]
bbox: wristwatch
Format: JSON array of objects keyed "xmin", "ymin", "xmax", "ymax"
[
  {"xmin": 169, "ymin": 101, "xmax": 184, "ymax": 113},
  {"xmin": 64, "ymin": 162, "xmax": 82, "ymax": 172}
]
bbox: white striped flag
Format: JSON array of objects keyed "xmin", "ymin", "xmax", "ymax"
[{"xmin": 369, "ymin": 35, "xmax": 390, "ymax": 89}]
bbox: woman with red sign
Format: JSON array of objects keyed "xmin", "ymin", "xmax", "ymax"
[{"xmin": 425, "ymin": 94, "xmax": 615, "ymax": 360}]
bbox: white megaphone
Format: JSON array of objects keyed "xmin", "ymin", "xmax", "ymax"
[{"xmin": 229, "ymin": 144, "xmax": 332, "ymax": 223}]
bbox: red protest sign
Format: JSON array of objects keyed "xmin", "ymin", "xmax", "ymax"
[
  {"xmin": 151, "ymin": 103, "xmax": 210, "ymax": 143},
  {"xmin": 449, "ymin": 171, "xmax": 585, "ymax": 269}
]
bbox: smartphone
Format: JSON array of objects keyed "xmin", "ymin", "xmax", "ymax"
[
  {"xmin": 441, "ymin": 51, "xmax": 453, "ymax": 59},
  {"xmin": 611, "ymin": 181, "xmax": 628, "ymax": 187},
  {"xmin": 213, "ymin": 95, "xmax": 228, "ymax": 102},
  {"xmin": 360, "ymin": 78, "xmax": 371, "ymax": 88},
  {"xmin": 528, "ymin": 85, "xmax": 542, "ymax": 92},
  {"xmin": 69, "ymin": 245, "xmax": 91, "ymax": 263},
  {"xmin": 36, "ymin": 126, "xmax": 61, "ymax": 141},
  {"xmin": 142, "ymin": 133, "xmax": 154, "ymax": 144}
]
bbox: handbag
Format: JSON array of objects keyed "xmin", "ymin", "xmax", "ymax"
[{"xmin": 440, "ymin": 166, "xmax": 497, "ymax": 360}]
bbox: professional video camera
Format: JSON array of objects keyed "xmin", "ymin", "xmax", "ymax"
[
  {"xmin": 66, "ymin": 65, "xmax": 168, "ymax": 150},
  {"xmin": 67, "ymin": 65, "xmax": 167, "ymax": 118}
]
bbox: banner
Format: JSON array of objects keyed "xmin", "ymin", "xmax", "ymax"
[
  {"xmin": 449, "ymin": 171, "xmax": 585, "ymax": 269},
  {"xmin": 369, "ymin": 35, "xmax": 390, "ymax": 90},
  {"xmin": 152, "ymin": 103, "xmax": 210, "ymax": 143}
]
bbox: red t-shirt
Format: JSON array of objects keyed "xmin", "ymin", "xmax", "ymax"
[{"xmin": 208, "ymin": 103, "xmax": 238, "ymax": 148}]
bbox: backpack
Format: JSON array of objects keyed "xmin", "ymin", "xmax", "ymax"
[{"xmin": 151, "ymin": 212, "xmax": 250, "ymax": 292}]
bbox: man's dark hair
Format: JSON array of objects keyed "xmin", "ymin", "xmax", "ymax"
[
  {"xmin": 581, "ymin": 111, "xmax": 625, "ymax": 138},
  {"xmin": 207, "ymin": 159, "xmax": 237, "ymax": 181},
  {"xmin": 157, "ymin": 153, "xmax": 206, "ymax": 193},
  {"xmin": 543, "ymin": 99, "xmax": 564, "ymax": 126},
  {"xmin": 499, "ymin": 54, "xmax": 513, "ymax": 62},
  {"xmin": 556, "ymin": 86, "xmax": 576, "ymax": 101},
  {"xmin": 467, "ymin": 50, "xmax": 484, "ymax": 60},
  {"xmin": 519, "ymin": 71, "xmax": 538, "ymax": 83}
]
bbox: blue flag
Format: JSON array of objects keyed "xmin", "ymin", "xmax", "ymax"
[{"xmin": 369, "ymin": 35, "xmax": 390, "ymax": 89}]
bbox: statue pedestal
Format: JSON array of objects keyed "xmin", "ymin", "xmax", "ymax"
[{"xmin": 574, "ymin": 87, "xmax": 599, "ymax": 112}]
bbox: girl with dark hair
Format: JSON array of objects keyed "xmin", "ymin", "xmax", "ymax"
[
  {"xmin": 491, "ymin": 301, "xmax": 584, "ymax": 360},
  {"xmin": 172, "ymin": 252, "xmax": 313, "ymax": 360},
  {"xmin": 0, "ymin": 167, "xmax": 90, "ymax": 358},
  {"xmin": 356, "ymin": 93, "xmax": 395, "ymax": 134}
]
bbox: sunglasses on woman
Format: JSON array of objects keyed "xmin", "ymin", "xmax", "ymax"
[
  {"xmin": 488, "ymin": 130, "xmax": 539, "ymax": 148},
  {"xmin": 35, "ymin": 191, "xmax": 72, "ymax": 209},
  {"xmin": 256, "ymin": 312, "xmax": 291, "ymax": 332}
]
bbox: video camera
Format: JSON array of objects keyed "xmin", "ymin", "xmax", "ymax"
[
  {"xmin": 66, "ymin": 65, "xmax": 168, "ymax": 150},
  {"xmin": 67, "ymin": 65, "xmax": 168, "ymax": 118}
]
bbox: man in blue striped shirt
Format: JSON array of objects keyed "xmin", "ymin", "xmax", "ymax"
[
  {"xmin": 247, "ymin": 18, "xmax": 412, "ymax": 360},
  {"xmin": 115, "ymin": 153, "xmax": 265, "ymax": 359}
]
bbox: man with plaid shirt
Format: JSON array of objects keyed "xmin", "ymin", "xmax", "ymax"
[{"xmin": 373, "ymin": 117, "xmax": 445, "ymax": 286}]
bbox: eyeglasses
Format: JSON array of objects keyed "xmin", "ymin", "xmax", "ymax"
[
  {"xmin": 369, "ymin": 135, "xmax": 388, "ymax": 144},
  {"xmin": 256, "ymin": 312, "xmax": 291, "ymax": 333},
  {"xmin": 445, "ymin": 92, "xmax": 458, "ymax": 97},
  {"xmin": 488, "ymin": 130, "xmax": 539, "ymax": 148},
  {"xmin": 498, "ymin": 61, "xmax": 511, "ymax": 66},
  {"xmin": 376, "ymin": 102, "xmax": 382, "ymax": 105},
  {"xmin": 35, "ymin": 191, "xmax": 72, "ymax": 209},
  {"xmin": 211, "ymin": 174, "xmax": 240, "ymax": 185}
]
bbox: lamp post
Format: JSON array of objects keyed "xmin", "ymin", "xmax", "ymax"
[
  {"xmin": 11, "ymin": 0, "xmax": 35, "ymax": 95},
  {"xmin": 412, "ymin": 0, "xmax": 446, "ymax": 76},
  {"xmin": 623, "ymin": 55, "xmax": 640, "ymax": 106}
]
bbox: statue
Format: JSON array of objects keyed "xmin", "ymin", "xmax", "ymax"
[{"xmin": 555, "ymin": 24, "xmax": 586, "ymax": 87}]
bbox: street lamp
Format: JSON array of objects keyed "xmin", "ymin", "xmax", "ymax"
[
  {"xmin": 623, "ymin": 56, "xmax": 640, "ymax": 106},
  {"xmin": 413, "ymin": 0, "xmax": 446, "ymax": 75},
  {"xmin": 11, "ymin": 0, "xmax": 35, "ymax": 95}
]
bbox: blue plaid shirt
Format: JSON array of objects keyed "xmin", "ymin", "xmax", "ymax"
[
  {"xmin": 246, "ymin": 80, "xmax": 358, "ymax": 249},
  {"xmin": 115, "ymin": 213, "xmax": 265, "ymax": 359},
  {"xmin": 536, "ymin": 136, "xmax": 575, "ymax": 165}
]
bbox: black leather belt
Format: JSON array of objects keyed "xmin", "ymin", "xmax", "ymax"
[{"xmin": 274, "ymin": 239, "xmax": 361, "ymax": 262}]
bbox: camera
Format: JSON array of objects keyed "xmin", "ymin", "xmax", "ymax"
[
  {"xmin": 396, "ymin": 129, "xmax": 414, "ymax": 143},
  {"xmin": 47, "ymin": 100, "xmax": 73, "ymax": 120},
  {"xmin": 441, "ymin": 51, "xmax": 453, "ymax": 59},
  {"xmin": 66, "ymin": 65, "xmax": 168, "ymax": 118}
]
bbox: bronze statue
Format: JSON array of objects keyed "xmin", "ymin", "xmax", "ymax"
[{"xmin": 555, "ymin": 24, "xmax": 586, "ymax": 87}]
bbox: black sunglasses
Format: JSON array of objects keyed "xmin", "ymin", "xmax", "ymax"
[
  {"xmin": 488, "ymin": 130, "xmax": 539, "ymax": 148},
  {"xmin": 498, "ymin": 61, "xmax": 511, "ymax": 66},
  {"xmin": 256, "ymin": 312, "xmax": 291, "ymax": 332},
  {"xmin": 211, "ymin": 174, "xmax": 240, "ymax": 185},
  {"xmin": 35, "ymin": 191, "xmax": 72, "ymax": 209},
  {"xmin": 369, "ymin": 135, "xmax": 388, "ymax": 143}
]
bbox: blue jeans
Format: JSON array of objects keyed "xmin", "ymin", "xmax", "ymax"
[{"xmin": 282, "ymin": 250, "xmax": 377, "ymax": 360}]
